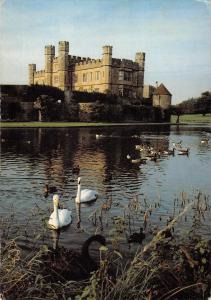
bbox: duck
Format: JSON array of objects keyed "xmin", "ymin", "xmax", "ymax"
[
  {"xmin": 201, "ymin": 137, "xmax": 209, "ymax": 144},
  {"xmin": 131, "ymin": 158, "xmax": 141, "ymax": 164},
  {"xmin": 135, "ymin": 145, "xmax": 144, "ymax": 151},
  {"xmin": 44, "ymin": 184, "xmax": 57, "ymax": 195},
  {"xmin": 48, "ymin": 194, "xmax": 72, "ymax": 230},
  {"xmin": 163, "ymin": 148, "xmax": 175, "ymax": 156},
  {"xmin": 128, "ymin": 228, "xmax": 146, "ymax": 244},
  {"xmin": 41, "ymin": 234, "xmax": 106, "ymax": 281},
  {"xmin": 96, "ymin": 134, "xmax": 104, "ymax": 139},
  {"xmin": 178, "ymin": 148, "xmax": 189, "ymax": 155},
  {"xmin": 145, "ymin": 153, "xmax": 158, "ymax": 162},
  {"xmin": 172, "ymin": 141, "xmax": 182, "ymax": 148},
  {"xmin": 72, "ymin": 165, "xmax": 80, "ymax": 174},
  {"xmin": 126, "ymin": 154, "xmax": 131, "ymax": 160},
  {"xmin": 75, "ymin": 177, "xmax": 98, "ymax": 204}
]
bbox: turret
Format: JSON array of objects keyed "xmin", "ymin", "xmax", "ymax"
[
  {"xmin": 45, "ymin": 45, "xmax": 55, "ymax": 86},
  {"xmin": 28, "ymin": 64, "xmax": 36, "ymax": 85},
  {"xmin": 58, "ymin": 41, "xmax": 69, "ymax": 90},
  {"xmin": 102, "ymin": 45, "xmax": 112, "ymax": 92},
  {"xmin": 102, "ymin": 45, "xmax": 112, "ymax": 66},
  {"xmin": 135, "ymin": 52, "xmax": 145, "ymax": 70},
  {"xmin": 135, "ymin": 52, "xmax": 145, "ymax": 97}
]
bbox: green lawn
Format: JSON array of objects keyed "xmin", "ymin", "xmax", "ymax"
[
  {"xmin": 1, "ymin": 114, "xmax": 211, "ymax": 127},
  {"xmin": 0, "ymin": 121, "xmax": 130, "ymax": 128},
  {"xmin": 171, "ymin": 113, "xmax": 211, "ymax": 123}
]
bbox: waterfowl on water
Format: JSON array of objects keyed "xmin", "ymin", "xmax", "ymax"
[
  {"xmin": 96, "ymin": 134, "xmax": 104, "ymax": 139},
  {"xmin": 75, "ymin": 177, "xmax": 98, "ymax": 204},
  {"xmin": 128, "ymin": 228, "xmax": 146, "ymax": 244},
  {"xmin": 127, "ymin": 154, "xmax": 131, "ymax": 160},
  {"xmin": 44, "ymin": 184, "xmax": 57, "ymax": 194},
  {"xmin": 163, "ymin": 148, "xmax": 175, "ymax": 155},
  {"xmin": 172, "ymin": 141, "xmax": 182, "ymax": 148},
  {"xmin": 178, "ymin": 148, "xmax": 189, "ymax": 155},
  {"xmin": 42, "ymin": 234, "xmax": 106, "ymax": 281},
  {"xmin": 72, "ymin": 164, "xmax": 80, "ymax": 174},
  {"xmin": 48, "ymin": 194, "xmax": 72, "ymax": 229},
  {"xmin": 131, "ymin": 158, "xmax": 141, "ymax": 164},
  {"xmin": 201, "ymin": 137, "xmax": 209, "ymax": 144}
]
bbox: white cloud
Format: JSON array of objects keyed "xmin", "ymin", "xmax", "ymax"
[{"xmin": 195, "ymin": 0, "xmax": 211, "ymax": 5}]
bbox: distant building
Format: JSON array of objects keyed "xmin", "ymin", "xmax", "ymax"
[
  {"xmin": 152, "ymin": 83, "xmax": 172, "ymax": 109},
  {"xmin": 29, "ymin": 41, "xmax": 145, "ymax": 98}
]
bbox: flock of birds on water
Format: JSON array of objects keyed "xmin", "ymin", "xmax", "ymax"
[
  {"xmin": 126, "ymin": 135, "xmax": 209, "ymax": 165},
  {"xmin": 43, "ymin": 133, "xmax": 210, "ymax": 247},
  {"xmin": 1, "ymin": 132, "xmax": 210, "ymax": 283}
]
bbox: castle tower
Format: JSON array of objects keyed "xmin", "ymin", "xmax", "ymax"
[
  {"xmin": 102, "ymin": 45, "xmax": 112, "ymax": 92},
  {"xmin": 28, "ymin": 64, "xmax": 36, "ymax": 85},
  {"xmin": 45, "ymin": 45, "xmax": 55, "ymax": 86},
  {"xmin": 135, "ymin": 52, "xmax": 145, "ymax": 97},
  {"xmin": 58, "ymin": 41, "xmax": 69, "ymax": 91},
  {"xmin": 153, "ymin": 83, "xmax": 172, "ymax": 109}
]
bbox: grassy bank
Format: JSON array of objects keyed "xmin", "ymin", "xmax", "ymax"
[
  {"xmin": 0, "ymin": 121, "xmax": 115, "ymax": 128},
  {"xmin": 1, "ymin": 114, "xmax": 211, "ymax": 128},
  {"xmin": 171, "ymin": 113, "xmax": 211, "ymax": 123}
]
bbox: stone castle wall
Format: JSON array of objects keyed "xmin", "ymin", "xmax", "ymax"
[
  {"xmin": 153, "ymin": 94, "xmax": 171, "ymax": 109},
  {"xmin": 29, "ymin": 41, "xmax": 145, "ymax": 99}
]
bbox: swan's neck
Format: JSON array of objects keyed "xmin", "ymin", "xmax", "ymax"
[
  {"xmin": 81, "ymin": 235, "xmax": 106, "ymax": 259},
  {"xmin": 76, "ymin": 182, "xmax": 81, "ymax": 203},
  {"xmin": 53, "ymin": 204, "xmax": 60, "ymax": 229}
]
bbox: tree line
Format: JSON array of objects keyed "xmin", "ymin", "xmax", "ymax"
[{"xmin": 172, "ymin": 91, "xmax": 211, "ymax": 115}]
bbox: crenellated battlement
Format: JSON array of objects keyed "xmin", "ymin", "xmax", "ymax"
[
  {"xmin": 112, "ymin": 58, "xmax": 139, "ymax": 70},
  {"xmin": 45, "ymin": 45, "xmax": 55, "ymax": 56},
  {"xmin": 28, "ymin": 41, "xmax": 145, "ymax": 96},
  {"xmin": 58, "ymin": 41, "xmax": 69, "ymax": 53},
  {"xmin": 74, "ymin": 58, "xmax": 102, "ymax": 70},
  {"xmin": 34, "ymin": 70, "xmax": 45, "ymax": 75}
]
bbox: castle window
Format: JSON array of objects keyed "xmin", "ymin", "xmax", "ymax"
[
  {"xmin": 118, "ymin": 71, "xmax": 124, "ymax": 81},
  {"xmin": 90, "ymin": 72, "xmax": 92, "ymax": 81},
  {"xmin": 83, "ymin": 73, "xmax": 87, "ymax": 82},
  {"xmin": 74, "ymin": 74, "xmax": 78, "ymax": 83},
  {"xmin": 95, "ymin": 71, "xmax": 100, "ymax": 80},
  {"xmin": 124, "ymin": 71, "xmax": 132, "ymax": 81}
]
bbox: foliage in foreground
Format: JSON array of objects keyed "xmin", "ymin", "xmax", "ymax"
[{"xmin": 0, "ymin": 194, "xmax": 211, "ymax": 300}]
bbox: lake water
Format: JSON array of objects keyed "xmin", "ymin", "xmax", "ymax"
[{"xmin": 0, "ymin": 124, "xmax": 211, "ymax": 255}]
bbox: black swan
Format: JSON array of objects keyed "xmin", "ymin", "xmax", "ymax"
[
  {"xmin": 41, "ymin": 234, "xmax": 106, "ymax": 281},
  {"xmin": 128, "ymin": 228, "xmax": 146, "ymax": 244}
]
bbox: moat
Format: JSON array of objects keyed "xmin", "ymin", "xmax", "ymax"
[{"xmin": 0, "ymin": 124, "xmax": 211, "ymax": 255}]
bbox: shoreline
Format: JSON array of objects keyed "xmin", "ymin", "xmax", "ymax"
[{"xmin": 0, "ymin": 121, "xmax": 211, "ymax": 128}]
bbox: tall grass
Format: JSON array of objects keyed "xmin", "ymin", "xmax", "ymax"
[{"xmin": 0, "ymin": 192, "xmax": 210, "ymax": 299}]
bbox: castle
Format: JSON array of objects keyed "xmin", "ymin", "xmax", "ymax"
[{"xmin": 29, "ymin": 41, "xmax": 145, "ymax": 98}]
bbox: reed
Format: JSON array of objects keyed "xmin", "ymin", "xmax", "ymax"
[{"xmin": 0, "ymin": 192, "xmax": 210, "ymax": 299}]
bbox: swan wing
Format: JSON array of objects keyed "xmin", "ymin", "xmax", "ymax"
[
  {"xmin": 58, "ymin": 209, "xmax": 72, "ymax": 227},
  {"xmin": 80, "ymin": 189, "xmax": 98, "ymax": 202}
]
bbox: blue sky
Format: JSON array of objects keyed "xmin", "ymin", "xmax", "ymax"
[{"xmin": 0, "ymin": 0, "xmax": 211, "ymax": 103}]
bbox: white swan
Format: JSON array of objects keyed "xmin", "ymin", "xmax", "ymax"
[
  {"xmin": 48, "ymin": 194, "xmax": 72, "ymax": 229},
  {"xmin": 75, "ymin": 177, "xmax": 98, "ymax": 203}
]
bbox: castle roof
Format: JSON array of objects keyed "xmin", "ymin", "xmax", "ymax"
[{"xmin": 153, "ymin": 83, "xmax": 172, "ymax": 96}]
